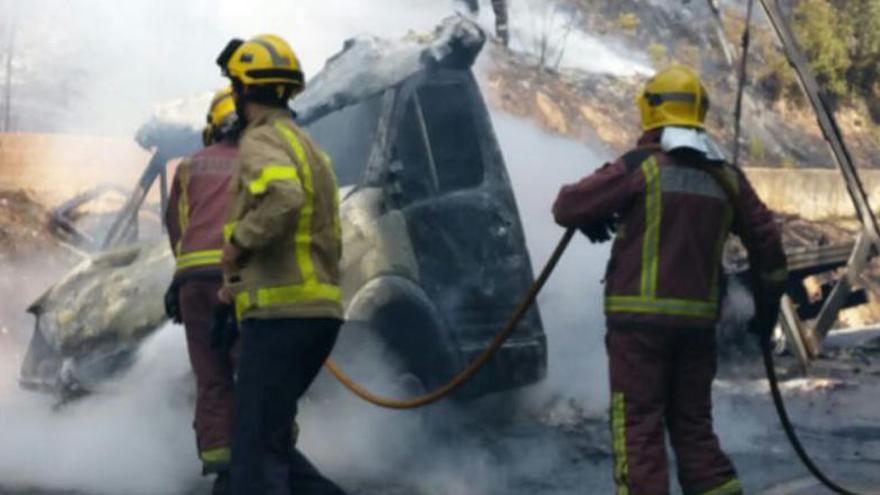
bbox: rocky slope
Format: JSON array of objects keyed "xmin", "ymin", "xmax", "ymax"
[{"xmin": 484, "ymin": 0, "xmax": 880, "ymax": 169}]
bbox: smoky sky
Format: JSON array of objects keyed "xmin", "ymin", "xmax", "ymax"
[{"xmin": 2, "ymin": 0, "xmax": 463, "ymax": 135}]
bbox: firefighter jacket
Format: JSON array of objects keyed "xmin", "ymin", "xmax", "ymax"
[
  {"xmin": 166, "ymin": 142, "xmax": 238, "ymax": 281},
  {"xmin": 224, "ymin": 109, "xmax": 343, "ymax": 321},
  {"xmin": 553, "ymin": 131, "xmax": 787, "ymax": 330}
]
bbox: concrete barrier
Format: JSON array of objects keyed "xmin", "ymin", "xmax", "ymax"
[{"xmin": 744, "ymin": 167, "xmax": 880, "ymax": 221}]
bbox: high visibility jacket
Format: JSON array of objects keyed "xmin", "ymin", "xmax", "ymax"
[
  {"xmin": 553, "ymin": 132, "xmax": 787, "ymax": 330},
  {"xmin": 224, "ymin": 109, "xmax": 342, "ymax": 321},
  {"xmin": 166, "ymin": 142, "xmax": 238, "ymax": 281}
]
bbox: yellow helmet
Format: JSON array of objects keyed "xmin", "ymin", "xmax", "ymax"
[
  {"xmin": 637, "ymin": 65, "xmax": 710, "ymax": 131},
  {"xmin": 216, "ymin": 34, "xmax": 304, "ymax": 96},
  {"xmin": 203, "ymin": 86, "xmax": 238, "ymax": 145}
]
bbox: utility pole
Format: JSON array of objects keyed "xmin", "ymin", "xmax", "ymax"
[
  {"xmin": 2, "ymin": 0, "xmax": 16, "ymax": 132},
  {"xmin": 3, "ymin": 25, "xmax": 14, "ymax": 132}
]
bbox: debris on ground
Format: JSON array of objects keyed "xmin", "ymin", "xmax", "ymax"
[{"xmin": 0, "ymin": 190, "xmax": 62, "ymax": 260}]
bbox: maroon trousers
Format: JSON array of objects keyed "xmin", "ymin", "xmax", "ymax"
[
  {"xmin": 607, "ymin": 327, "xmax": 741, "ymax": 495},
  {"xmin": 180, "ymin": 279, "xmax": 237, "ymax": 473}
]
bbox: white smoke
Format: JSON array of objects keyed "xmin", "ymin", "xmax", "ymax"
[
  {"xmin": 3, "ymin": 0, "xmax": 464, "ymax": 135},
  {"xmin": 500, "ymin": 0, "xmax": 654, "ymax": 77},
  {"xmin": 0, "ymin": 325, "xmax": 199, "ymax": 495},
  {"xmin": 490, "ymin": 112, "xmax": 614, "ymax": 414}
]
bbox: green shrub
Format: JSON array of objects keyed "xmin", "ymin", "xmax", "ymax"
[
  {"xmin": 617, "ymin": 12, "xmax": 640, "ymax": 31},
  {"xmin": 749, "ymin": 137, "xmax": 766, "ymax": 161}
]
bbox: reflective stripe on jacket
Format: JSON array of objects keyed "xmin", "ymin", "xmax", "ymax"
[
  {"xmin": 553, "ymin": 132, "xmax": 786, "ymax": 330},
  {"xmin": 224, "ymin": 109, "xmax": 342, "ymax": 321},
  {"xmin": 165, "ymin": 142, "xmax": 238, "ymax": 280}
]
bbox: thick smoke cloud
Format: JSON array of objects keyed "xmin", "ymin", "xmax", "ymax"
[
  {"xmin": 490, "ymin": 113, "xmax": 614, "ymax": 413},
  {"xmin": 0, "ymin": 325, "xmax": 198, "ymax": 494},
  {"xmin": 4, "ymin": 0, "xmax": 462, "ymax": 135}
]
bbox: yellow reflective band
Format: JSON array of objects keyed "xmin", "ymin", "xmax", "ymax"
[
  {"xmin": 223, "ymin": 222, "xmax": 237, "ymax": 243},
  {"xmin": 256, "ymin": 283, "xmax": 341, "ymax": 307},
  {"xmin": 235, "ymin": 291, "xmax": 250, "ymax": 322},
  {"xmin": 611, "ymin": 392, "xmax": 630, "ymax": 495},
  {"xmin": 234, "ymin": 282, "xmax": 342, "ymax": 319},
  {"xmin": 641, "ymin": 157, "xmax": 662, "ymax": 298},
  {"xmin": 274, "ymin": 121, "xmax": 319, "ymax": 285},
  {"xmin": 697, "ymin": 478, "xmax": 743, "ymax": 495},
  {"xmin": 247, "ymin": 164, "xmax": 301, "ymax": 195},
  {"xmin": 606, "ymin": 296, "xmax": 718, "ymax": 319},
  {"xmin": 176, "ymin": 249, "xmax": 223, "ymax": 270},
  {"xmin": 200, "ymin": 447, "xmax": 231, "ymax": 465}
]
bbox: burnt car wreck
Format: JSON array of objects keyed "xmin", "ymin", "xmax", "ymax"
[{"xmin": 19, "ymin": 17, "xmax": 548, "ymax": 400}]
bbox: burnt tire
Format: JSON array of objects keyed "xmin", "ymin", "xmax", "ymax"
[{"xmin": 368, "ymin": 299, "xmax": 457, "ymax": 393}]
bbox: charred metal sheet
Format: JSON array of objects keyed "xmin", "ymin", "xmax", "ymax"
[{"xmin": 19, "ymin": 241, "xmax": 174, "ymax": 393}]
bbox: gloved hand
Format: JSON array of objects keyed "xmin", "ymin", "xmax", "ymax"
[
  {"xmin": 164, "ymin": 282, "xmax": 182, "ymax": 324},
  {"xmin": 210, "ymin": 303, "xmax": 239, "ymax": 350},
  {"xmin": 580, "ymin": 219, "xmax": 616, "ymax": 244}
]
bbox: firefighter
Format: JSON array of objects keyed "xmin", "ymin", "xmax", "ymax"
[
  {"xmin": 459, "ymin": 0, "xmax": 509, "ymax": 46},
  {"xmin": 553, "ymin": 66, "xmax": 787, "ymax": 495},
  {"xmin": 164, "ymin": 86, "xmax": 241, "ymax": 493},
  {"xmin": 216, "ymin": 34, "xmax": 346, "ymax": 495}
]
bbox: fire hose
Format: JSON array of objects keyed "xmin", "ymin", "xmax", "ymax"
[
  {"xmin": 760, "ymin": 336, "xmax": 871, "ymax": 495},
  {"xmin": 323, "ymin": 228, "xmax": 576, "ymax": 409}
]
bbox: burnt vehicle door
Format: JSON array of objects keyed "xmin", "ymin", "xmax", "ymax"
[{"xmin": 386, "ymin": 70, "xmax": 543, "ymax": 355}]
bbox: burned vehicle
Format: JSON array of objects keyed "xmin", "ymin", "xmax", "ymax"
[{"xmin": 20, "ymin": 18, "xmax": 547, "ymax": 399}]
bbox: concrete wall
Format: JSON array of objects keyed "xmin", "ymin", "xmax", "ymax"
[{"xmin": 744, "ymin": 167, "xmax": 880, "ymax": 221}]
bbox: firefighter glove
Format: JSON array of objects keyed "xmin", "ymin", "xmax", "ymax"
[
  {"xmin": 164, "ymin": 282, "xmax": 182, "ymax": 324},
  {"xmin": 580, "ymin": 219, "xmax": 616, "ymax": 244}
]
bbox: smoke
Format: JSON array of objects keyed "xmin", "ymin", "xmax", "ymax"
[
  {"xmin": 499, "ymin": 0, "xmax": 654, "ymax": 77},
  {"xmin": 490, "ymin": 112, "xmax": 614, "ymax": 414},
  {"xmin": 0, "ymin": 324, "xmax": 199, "ymax": 494},
  {"xmin": 4, "ymin": 0, "xmax": 464, "ymax": 135}
]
